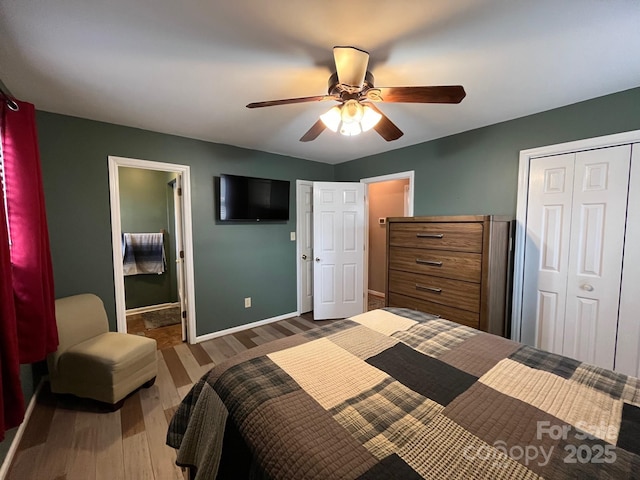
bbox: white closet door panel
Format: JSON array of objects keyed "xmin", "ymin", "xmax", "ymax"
[
  {"xmin": 521, "ymin": 154, "xmax": 574, "ymax": 348},
  {"xmin": 536, "ymin": 291, "xmax": 564, "ymax": 354},
  {"xmin": 616, "ymin": 144, "xmax": 640, "ymax": 377},
  {"xmin": 563, "ymin": 145, "xmax": 630, "ymax": 369}
]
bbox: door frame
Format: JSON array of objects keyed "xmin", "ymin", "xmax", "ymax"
[
  {"xmin": 511, "ymin": 129, "xmax": 640, "ymax": 343},
  {"xmin": 108, "ymin": 155, "xmax": 197, "ymax": 343},
  {"xmin": 360, "ymin": 171, "xmax": 415, "ymax": 304},
  {"xmin": 295, "ymin": 171, "xmax": 414, "ymax": 316},
  {"xmin": 296, "ymin": 179, "xmax": 313, "ymax": 314}
]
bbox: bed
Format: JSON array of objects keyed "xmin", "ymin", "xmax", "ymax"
[{"xmin": 167, "ymin": 308, "xmax": 640, "ymax": 479}]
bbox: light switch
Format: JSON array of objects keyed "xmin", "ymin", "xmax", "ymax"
[{"xmin": 290, "ymin": 232, "xmax": 296, "ymax": 241}]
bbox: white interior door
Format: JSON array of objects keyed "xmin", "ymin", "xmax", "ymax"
[
  {"xmin": 173, "ymin": 174, "xmax": 188, "ymax": 341},
  {"xmin": 616, "ymin": 144, "xmax": 640, "ymax": 377},
  {"xmin": 562, "ymin": 146, "xmax": 630, "ymax": 368},
  {"xmin": 297, "ymin": 181, "xmax": 313, "ymax": 314},
  {"xmin": 522, "ymin": 145, "xmax": 631, "ymax": 369},
  {"xmin": 313, "ymin": 182, "xmax": 365, "ymax": 320},
  {"xmin": 522, "ymin": 153, "xmax": 574, "ymax": 351}
]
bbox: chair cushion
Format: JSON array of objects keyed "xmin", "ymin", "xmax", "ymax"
[
  {"xmin": 55, "ymin": 332, "xmax": 157, "ymax": 403},
  {"xmin": 64, "ymin": 332, "xmax": 155, "ymax": 369}
]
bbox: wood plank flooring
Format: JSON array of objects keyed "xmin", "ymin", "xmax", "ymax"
[
  {"xmin": 4, "ymin": 313, "xmax": 332, "ymax": 480},
  {"xmin": 127, "ymin": 314, "xmax": 184, "ymax": 350}
]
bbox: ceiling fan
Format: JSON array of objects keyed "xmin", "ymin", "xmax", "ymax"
[{"xmin": 246, "ymin": 46, "xmax": 466, "ymax": 142}]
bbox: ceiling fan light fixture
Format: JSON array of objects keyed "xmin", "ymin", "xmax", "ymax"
[
  {"xmin": 319, "ymin": 106, "xmax": 341, "ymax": 132},
  {"xmin": 360, "ymin": 105, "xmax": 382, "ymax": 132},
  {"xmin": 341, "ymin": 99, "xmax": 364, "ymax": 124},
  {"xmin": 320, "ymin": 100, "xmax": 382, "ymax": 137},
  {"xmin": 340, "ymin": 122, "xmax": 362, "ymax": 137}
]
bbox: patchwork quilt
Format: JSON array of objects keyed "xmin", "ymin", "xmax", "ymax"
[{"xmin": 167, "ymin": 308, "xmax": 640, "ymax": 479}]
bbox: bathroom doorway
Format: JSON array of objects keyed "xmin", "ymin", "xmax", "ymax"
[{"xmin": 108, "ymin": 156, "xmax": 196, "ymax": 347}]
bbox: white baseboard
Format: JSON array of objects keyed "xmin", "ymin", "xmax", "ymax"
[
  {"xmin": 368, "ymin": 290, "xmax": 385, "ymax": 298},
  {"xmin": 194, "ymin": 311, "xmax": 299, "ymax": 344},
  {"xmin": 0, "ymin": 378, "xmax": 44, "ymax": 480},
  {"xmin": 126, "ymin": 302, "xmax": 180, "ymax": 316}
]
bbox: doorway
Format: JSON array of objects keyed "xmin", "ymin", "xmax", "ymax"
[
  {"xmin": 361, "ymin": 172, "xmax": 414, "ymax": 311},
  {"xmin": 108, "ymin": 156, "xmax": 196, "ymax": 345},
  {"xmin": 295, "ymin": 171, "xmax": 414, "ymax": 317}
]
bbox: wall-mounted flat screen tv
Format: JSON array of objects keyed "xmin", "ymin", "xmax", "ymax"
[{"xmin": 217, "ymin": 174, "xmax": 290, "ymax": 222}]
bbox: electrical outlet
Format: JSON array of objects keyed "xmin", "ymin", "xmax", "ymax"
[{"xmin": 244, "ymin": 297, "xmax": 251, "ymax": 308}]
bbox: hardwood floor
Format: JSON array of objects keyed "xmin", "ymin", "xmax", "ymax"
[
  {"xmin": 4, "ymin": 312, "xmax": 333, "ymax": 480},
  {"xmin": 127, "ymin": 313, "xmax": 183, "ymax": 350}
]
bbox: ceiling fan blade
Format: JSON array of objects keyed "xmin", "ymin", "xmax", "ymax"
[
  {"xmin": 333, "ymin": 46, "xmax": 369, "ymax": 90},
  {"xmin": 246, "ymin": 95, "xmax": 337, "ymax": 109},
  {"xmin": 366, "ymin": 103, "xmax": 403, "ymax": 141},
  {"xmin": 299, "ymin": 118, "xmax": 326, "ymax": 142},
  {"xmin": 374, "ymin": 85, "xmax": 466, "ymax": 104}
]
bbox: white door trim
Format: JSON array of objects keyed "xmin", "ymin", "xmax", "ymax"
[
  {"xmin": 360, "ymin": 171, "xmax": 415, "ymax": 305},
  {"xmin": 108, "ymin": 155, "xmax": 197, "ymax": 343},
  {"xmin": 296, "ymin": 179, "xmax": 313, "ymax": 315},
  {"xmin": 511, "ymin": 129, "xmax": 640, "ymax": 342}
]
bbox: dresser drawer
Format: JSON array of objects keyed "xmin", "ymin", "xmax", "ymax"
[
  {"xmin": 389, "ymin": 222, "xmax": 483, "ymax": 252},
  {"xmin": 388, "ymin": 270, "xmax": 480, "ymax": 313},
  {"xmin": 387, "ymin": 293, "xmax": 480, "ymax": 329},
  {"xmin": 389, "ymin": 246, "xmax": 482, "ymax": 283}
]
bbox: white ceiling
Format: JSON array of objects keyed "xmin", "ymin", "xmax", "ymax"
[{"xmin": 1, "ymin": 0, "xmax": 639, "ymax": 165}]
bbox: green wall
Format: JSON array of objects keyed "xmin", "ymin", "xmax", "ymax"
[
  {"xmin": 336, "ymin": 87, "xmax": 640, "ymax": 216},
  {"xmin": 120, "ymin": 167, "xmax": 178, "ymax": 309},
  {"xmin": 36, "ymin": 86, "xmax": 640, "ymax": 336},
  {"xmin": 36, "ymin": 112, "xmax": 334, "ymax": 334}
]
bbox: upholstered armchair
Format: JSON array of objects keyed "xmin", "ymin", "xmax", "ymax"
[{"xmin": 47, "ymin": 293, "xmax": 157, "ymax": 408}]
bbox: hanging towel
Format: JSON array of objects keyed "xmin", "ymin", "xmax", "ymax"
[{"xmin": 122, "ymin": 233, "xmax": 166, "ymax": 276}]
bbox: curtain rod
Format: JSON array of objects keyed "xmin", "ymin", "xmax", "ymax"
[{"xmin": 0, "ymin": 78, "xmax": 19, "ymax": 111}]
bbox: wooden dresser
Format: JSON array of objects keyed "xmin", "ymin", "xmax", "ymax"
[{"xmin": 385, "ymin": 215, "xmax": 512, "ymax": 336}]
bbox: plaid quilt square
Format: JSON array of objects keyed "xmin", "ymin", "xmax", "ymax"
[
  {"xmin": 623, "ymin": 376, "xmax": 640, "ymax": 406},
  {"xmin": 510, "ymin": 345, "xmax": 580, "ymax": 379},
  {"xmin": 571, "ymin": 363, "xmax": 628, "ymax": 399},
  {"xmin": 382, "ymin": 307, "xmax": 440, "ymax": 322},
  {"xmin": 303, "ymin": 318, "xmax": 360, "ymax": 340},
  {"xmin": 214, "ymin": 356, "xmax": 300, "ymax": 425},
  {"xmin": 393, "ymin": 320, "xmax": 477, "ymax": 358},
  {"xmin": 330, "ymin": 377, "xmax": 443, "ymax": 458}
]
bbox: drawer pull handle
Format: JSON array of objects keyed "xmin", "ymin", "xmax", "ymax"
[
  {"xmin": 415, "ymin": 284, "xmax": 442, "ymax": 293},
  {"xmin": 416, "ymin": 259, "xmax": 443, "ymax": 266},
  {"xmin": 416, "ymin": 233, "xmax": 444, "ymax": 239}
]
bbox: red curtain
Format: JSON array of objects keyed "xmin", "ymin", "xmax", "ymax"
[
  {"xmin": 0, "ymin": 99, "xmax": 58, "ymax": 440},
  {"xmin": 0, "ymin": 168, "xmax": 23, "ymax": 441}
]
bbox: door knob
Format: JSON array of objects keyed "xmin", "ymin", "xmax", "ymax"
[
  {"xmin": 582, "ymin": 284, "xmax": 594, "ymax": 292},
  {"xmin": 301, "ymin": 254, "xmax": 307, "ymax": 260},
  {"xmin": 315, "ymin": 257, "xmax": 321, "ymax": 262}
]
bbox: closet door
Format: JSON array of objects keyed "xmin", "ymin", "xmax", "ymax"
[
  {"xmin": 522, "ymin": 145, "xmax": 631, "ymax": 370},
  {"xmin": 616, "ymin": 144, "xmax": 640, "ymax": 377},
  {"xmin": 562, "ymin": 146, "xmax": 630, "ymax": 369},
  {"xmin": 521, "ymin": 154, "xmax": 574, "ymax": 351}
]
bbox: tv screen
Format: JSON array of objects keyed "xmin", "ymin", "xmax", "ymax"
[{"xmin": 217, "ymin": 174, "xmax": 290, "ymax": 222}]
